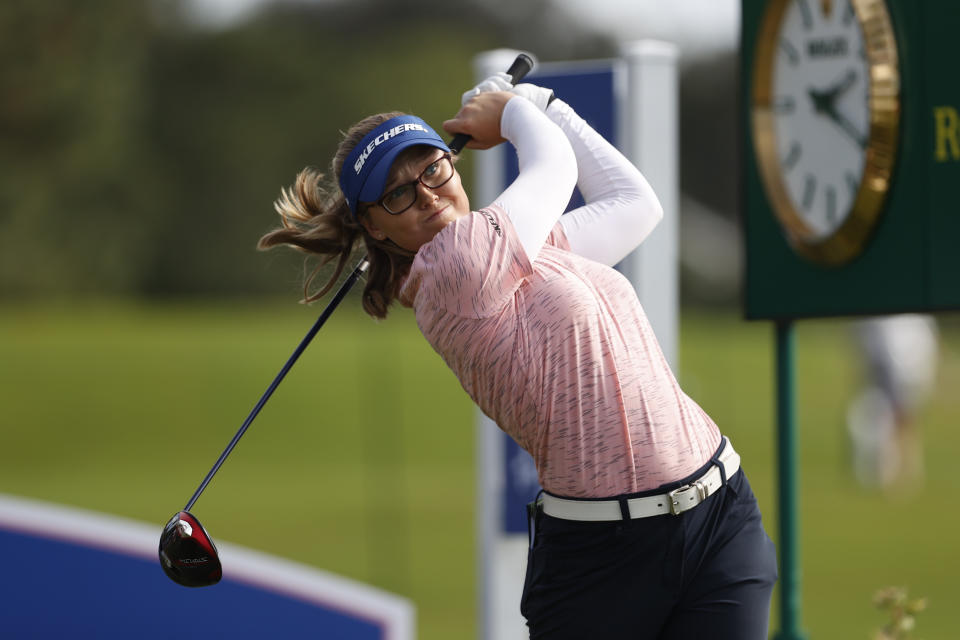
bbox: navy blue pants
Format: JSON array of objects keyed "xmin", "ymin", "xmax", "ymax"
[{"xmin": 521, "ymin": 465, "xmax": 778, "ymax": 639}]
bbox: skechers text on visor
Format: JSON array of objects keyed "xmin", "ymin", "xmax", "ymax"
[{"xmin": 339, "ymin": 115, "xmax": 451, "ymax": 219}]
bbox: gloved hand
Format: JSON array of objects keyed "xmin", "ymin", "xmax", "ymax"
[
  {"xmin": 462, "ymin": 72, "xmax": 555, "ymax": 112},
  {"xmin": 460, "ymin": 72, "xmax": 513, "ymax": 105}
]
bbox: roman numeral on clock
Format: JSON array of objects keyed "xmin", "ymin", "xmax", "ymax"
[
  {"xmin": 774, "ymin": 96, "xmax": 797, "ymax": 114},
  {"xmin": 802, "ymin": 174, "xmax": 817, "ymax": 211},
  {"xmin": 845, "ymin": 171, "xmax": 859, "ymax": 198},
  {"xmin": 783, "ymin": 142, "xmax": 802, "ymax": 172},
  {"xmin": 842, "ymin": 0, "xmax": 856, "ymax": 27},
  {"xmin": 798, "ymin": 0, "xmax": 814, "ymax": 29},
  {"xmin": 781, "ymin": 39, "xmax": 801, "ymax": 65},
  {"xmin": 825, "ymin": 185, "xmax": 837, "ymax": 223}
]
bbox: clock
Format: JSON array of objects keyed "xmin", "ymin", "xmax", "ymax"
[{"xmin": 751, "ymin": 0, "xmax": 901, "ymax": 265}]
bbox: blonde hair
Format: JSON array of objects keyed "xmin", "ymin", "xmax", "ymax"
[{"xmin": 258, "ymin": 112, "xmax": 419, "ymax": 319}]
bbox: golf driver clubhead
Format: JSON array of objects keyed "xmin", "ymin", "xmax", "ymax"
[
  {"xmin": 159, "ymin": 511, "xmax": 222, "ymax": 587},
  {"xmin": 157, "ymin": 259, "xmax": 369, "ymax": 587}
]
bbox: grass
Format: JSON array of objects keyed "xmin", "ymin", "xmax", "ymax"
[{"xmin": 2, "ymin": 300, "xmax": 959, "ymax": 638}]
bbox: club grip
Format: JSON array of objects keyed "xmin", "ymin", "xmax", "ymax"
[
  {"xmin": 448, "ymin": 53, "xmax": 535, "ymax": 154},
  {"xmin": 506, "ymin": 53, "xmax": 535, "ymax": 84}
]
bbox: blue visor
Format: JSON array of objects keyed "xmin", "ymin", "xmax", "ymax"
[{"xmin": 339, "ymin": 115, "xmax": 451, "ymax": 218}]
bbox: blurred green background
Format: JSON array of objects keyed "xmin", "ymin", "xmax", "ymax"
[
  {"xmin": 2, "ymin": 1, "xmax": 958, "ymax": 638},
  {"xmin": 4, "ymin": 306, "xmax": 959, "ymax": 638}
]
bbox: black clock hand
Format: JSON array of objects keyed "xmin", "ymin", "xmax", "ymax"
[
  {"xmin": 830, "ymin": 107, "xmax": 868, "ymax": 149},
  {"xmin": 830, "ymin": 69, "xmax": 858, "ymax": 99},
  {"xmin": 827, "ymin": 70, "xmax": 865, "ymax": 147},
  {"xmin": 807, "ymin": 82, "xmax": 866, "ymax": 149},
  {"xmin": 808, "ymin": 86, "xmax": 833, "ymax": 116},
  {"xmin": 808, "ymin": 70, "xmax": 857, "ymax": 113},
  {"xmin": 808, "ymin": 68, "xmax": 858, "ymax": 112}
]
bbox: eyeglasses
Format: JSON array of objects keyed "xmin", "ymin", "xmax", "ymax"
[{"xmin": 375, "ymin": 153, "xmax": 455, "ymax": 215}]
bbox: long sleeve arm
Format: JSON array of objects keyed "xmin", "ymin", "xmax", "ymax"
[
  {"xmin": 548, "ymin": 98, "xmax": 664, "ymax": 267},
  {"xmin": 490, "ymin": 97, "xmax": 578, "ymax": 261}
]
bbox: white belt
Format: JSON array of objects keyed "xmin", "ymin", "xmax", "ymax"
[{"xmin": 540, "ymin": 437, "xmax": 741, "ymax": 521}]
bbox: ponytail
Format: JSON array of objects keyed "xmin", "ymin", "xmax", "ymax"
[{"xmin": 258, "ymin": 112, "xmax": 416, "ymax": 319}]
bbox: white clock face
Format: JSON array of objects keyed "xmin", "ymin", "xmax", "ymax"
[{"xmin": 772, "ymin": 0, "xmax": 870, "ymax": 240}]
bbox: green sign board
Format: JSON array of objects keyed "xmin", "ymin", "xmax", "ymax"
[{"xmin": 742, "ymin": 0, "xmax": 960, "ymax": 320}]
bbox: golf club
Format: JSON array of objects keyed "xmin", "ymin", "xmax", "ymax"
[
  {"xmin": 159, "ymin": 52, "xmax": 535, "ymax": 588},
  {"xmin": 159, "ymin": 258, "xmax": 368, "ymax": 587}
]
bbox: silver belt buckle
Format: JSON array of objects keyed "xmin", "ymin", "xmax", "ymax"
[{"xmin": 668, "ymin": 481, "xmax": 708, "ymax": 515}]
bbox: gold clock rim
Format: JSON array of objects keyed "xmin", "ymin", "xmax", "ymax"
[{"xmin": 751, "ymin": 0, "xmax": 901, "ymax": 266}]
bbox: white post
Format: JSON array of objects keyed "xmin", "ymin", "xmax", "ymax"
[
  {"xmin": 473, "ymin": 47, "xmax": 528, "ymax": 640},
  {"xmin": 471, "ymin": 49, "xmax": 521, "ymax": 208},
  {"xmin": 617, "ymin": 40, "xmax": 680, "ymax": 369}
]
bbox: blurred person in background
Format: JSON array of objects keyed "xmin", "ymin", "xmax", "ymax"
[
  {"xmin": 847, "ymin": 314, "xmax": 939, "ymax": 490},
  {"xmin": 259, "ymin": 75, "xmax": 777, "ymax": 638}
]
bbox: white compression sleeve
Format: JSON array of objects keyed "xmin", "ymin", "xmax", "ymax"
[
  {"xmin": 548, "ymin": 98, "xmax": 664, "ymax": 267},
  {"xmin": 491, "ymin": 97, "xmax": 578, "ymax": 261}
]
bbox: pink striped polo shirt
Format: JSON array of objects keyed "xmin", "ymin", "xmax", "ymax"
[{"xmin": 399, "ymin": 205, "xmax": 721, "ymax": 498}]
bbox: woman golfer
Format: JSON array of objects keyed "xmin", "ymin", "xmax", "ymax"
[{"xmin": 260, "ymin": 78, "xmax": 777, "ymax": 639}]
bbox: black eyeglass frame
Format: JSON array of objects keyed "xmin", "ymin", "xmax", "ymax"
[{"xmin": 370, "ymin": 153, "xmax": 455, "ymax": 215}]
